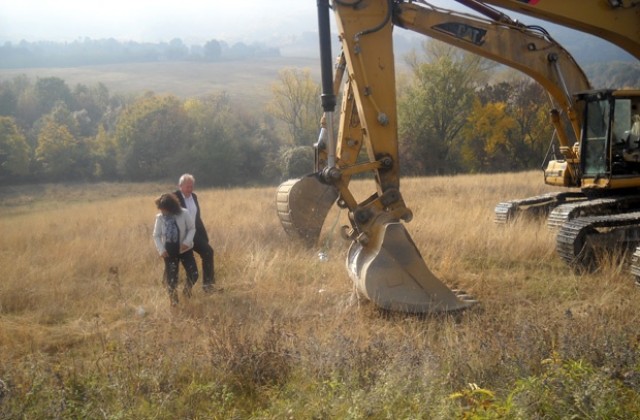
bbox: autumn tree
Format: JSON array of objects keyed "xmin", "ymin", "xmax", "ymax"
[
  {"xmin": 279, "ymin": 145, "xmax": 314, "ymax": 179},
  {"xmin": 90, "ymin": 125, "xmax": 118, "ymax": 180},
  {"xmin": 461, "ymin": 78, "xmax": 554, "ymax": 172},
  {"xmin": 42, "ymin": 101, "xmax": 80, "ymax": 138},
  {"xmin": 114, "ymin": 94, "xmax": 191, "ymax": 181},
  {"xmin": 460, "ymin": 99, "xmax": 517, "ymax": 172},
  {"xmin": 203, "ymin": 40, "xmax": 222, "ymax": 61},
  {"xmin": 0, "ymin": 81, "xmax": 18, "ymax": 118},
  {"xmin": 167, "ymin": 38, "xmax": 188, "ymax": 60},
  {"xmin": 398, "ymin": 40, "xmax": 495, "ymax": 175},
  {"xmin": 72, "ymin": 82, "xmax": 110, "ymax": 137},
  {"xmin": 0, "ymin": 116, "xmax": 31, "ymax": 180},
  {"xmin": 35, "ymin": 120, "xmax": 83, "ymax": 180},
  {"xmin": 267, "ymin": 68, "xmax": 321, "ymax": 147},
  {"xmin": 184, "ymin": 93, "xmax": 246, "ymax": 186},
  {"xmin": 14, "ymin": 78, "xmax": 40, "ymax": 131},
  {"xmin": 506, "ymin": 79, "xmax": 554, "ymax": 169},
  {"xmin": 33, "ymin": 77, "xmax": 74, "ymax": 120}
]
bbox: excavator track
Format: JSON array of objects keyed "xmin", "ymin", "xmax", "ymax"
[
  {"xmin": 556, "ymin": 211, "xmax": 640, "ymax": 271},
  {"xmin": 547, "ymin": 195, "xmax": 640, "ymax": 230},
  {"xmin": 494, "ymin": 191, "xmax": 585, "ymax": 224},
  {"xmin": 631, "ymin": 247, "xmax": 640, "ymax": 277},
  {"xmin": 631, "ymin": 247, "xmax": 640, "ymax": 284}
]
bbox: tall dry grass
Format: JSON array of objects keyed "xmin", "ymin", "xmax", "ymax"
[{"xmin": 1, "ymin": 173, "xmax": 639, "ymax": 418}]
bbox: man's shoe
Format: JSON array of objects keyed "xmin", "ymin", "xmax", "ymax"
[
  {"xmin": 183, "ymin": 283, "xmax": 193, "ymax": 298},
  {"xmin": 169, "ymin": 289, "xmax": 179, "ymax": 306},
  {"xmin": 203, "ymin": 285, "xmax": 223, "ymax": 294}
]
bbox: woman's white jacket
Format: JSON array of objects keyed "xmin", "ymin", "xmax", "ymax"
[{"xmin": 153, "ymin": 208, "xmax": 196, "ymax": 255}]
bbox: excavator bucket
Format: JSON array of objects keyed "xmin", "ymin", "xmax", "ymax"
[
  {"xmin": 276, "ymin": 174, "xmax": 339, "ymax": 246},
  {"xmin": 347, "ymin": 221, "xmax": 477, "ymax": 313}
]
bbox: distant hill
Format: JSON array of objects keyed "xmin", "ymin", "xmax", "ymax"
[{"xmin": 0, "ymin": 21, "xmax": 636, "ymax": 109}]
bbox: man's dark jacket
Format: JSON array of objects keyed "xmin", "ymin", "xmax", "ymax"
[{"xmin": 174, "ymin": 190, "xmax": 209, "ymax": 243}]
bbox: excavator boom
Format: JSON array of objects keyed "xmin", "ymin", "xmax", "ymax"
[
  {"xmin": 396, "ymin": 2, "xmax": 591, "ymax": 128},
  {"xmin": 393, "ymin": 1, "xmax": 591, "ymax": 187},
  {"xmin": 458, "ymin": 0, "xmax": 640, "ymax": 60}
]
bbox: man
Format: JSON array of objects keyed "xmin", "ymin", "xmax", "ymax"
[{"xmin": 174, "ymin": 173, "xmax": 218, "ymax": 293}]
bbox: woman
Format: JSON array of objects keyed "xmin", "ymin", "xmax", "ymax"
[{"xmin": 153, "ymin": 193, "xmax": 198, "ymax": 305}]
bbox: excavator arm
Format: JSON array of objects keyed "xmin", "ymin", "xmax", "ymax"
[
  {"xmin": 329, "ymin": 0, "xmax": 476, "ymax": 312},
  {"xmin": 279, "ymin": 0, "xmax": 479, "ymax": 313},
  {"xmin": 457, "ymin": 0, "xmax": 640, "ymax": 60}
]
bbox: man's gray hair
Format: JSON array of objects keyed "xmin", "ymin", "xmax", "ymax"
[{"xmin": 178, "ymin": 173, "xmax": 195, "ymax": 186}]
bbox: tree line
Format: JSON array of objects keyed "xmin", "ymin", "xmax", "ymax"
[
  {"xmin": 0, "ymin": 38, "xmax": 280, "ymax": 69},
  {"xmin": 2, "ymin": 40, "xmax": 630, "ymax": 187}
]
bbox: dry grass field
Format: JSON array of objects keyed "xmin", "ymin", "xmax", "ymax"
[
  {"xmin": 1, "ymin": 172, "xmax": 639, "ymax": 418},
  {"xmin": 0, "ymin": 57, "xmax": 320, "ymax": 110}
]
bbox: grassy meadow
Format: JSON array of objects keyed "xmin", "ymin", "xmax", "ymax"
[
  {"xmin": 1, "ymin": 172, "xmax": 640, "ymax": 418},
  {"xmin": 0, "ymin": 57, "xmax": 320, "ymax": 110}
]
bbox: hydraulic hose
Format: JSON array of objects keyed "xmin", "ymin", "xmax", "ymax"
[
  {"xmin": 317, "ymin": 0, "xmax": 337, "ymax": 167},
  {"xmin": 317, "ymin": 0, "xmax": 336, "ymax": 114}
]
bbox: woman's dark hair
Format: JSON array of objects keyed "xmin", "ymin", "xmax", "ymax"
[{"xmin": 155, "ymin": 193, "xmax": 182, "ymax": 215}]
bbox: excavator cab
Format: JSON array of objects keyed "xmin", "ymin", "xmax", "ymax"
[{"xmin": 578, "ymin": 90, "xmax": 640, "ymax": 188}]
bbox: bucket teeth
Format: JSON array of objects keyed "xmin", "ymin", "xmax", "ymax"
[{"xmin": 451, "ymin": 290, "xmax": 477, "ymax": 303}]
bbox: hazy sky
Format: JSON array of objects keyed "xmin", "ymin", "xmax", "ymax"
[
  {"xmin": 2, "ymin": 0, "xmax": 622, "ymax": 61},
  {"xmin": 1, "ymin": 1, "xmax": 475, "ymax": 45},
  {"xmin": 0, "ymin": 0, "xmax": 320, "ymax": 44}
]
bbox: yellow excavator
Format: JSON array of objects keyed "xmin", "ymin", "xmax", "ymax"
[
  {"xmin": 459, "ymin": 0, "xmax": 640, "ymax": 271},
  {"xmin": 276, "ymin": 0, "xmax": 640, "ymax": 313}
]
